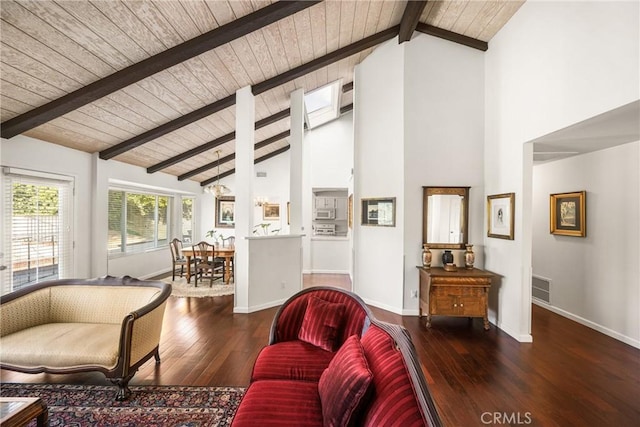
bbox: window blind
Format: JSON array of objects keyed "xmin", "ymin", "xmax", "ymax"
[{"xmin": 1, "ymin": 168, "xmax": 73, "ymax": 295}]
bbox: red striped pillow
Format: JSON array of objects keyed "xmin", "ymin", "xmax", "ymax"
[
  {"xmin": 318, "ymin": 335, "xmax": 373, "ymax": 427},
  {"xmin": 298, "ymin": 296, "xmax": 346, "ymax": 352}
]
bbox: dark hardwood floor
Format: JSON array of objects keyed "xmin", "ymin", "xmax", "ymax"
[{"xmin": 2, "ymin": 274, "xmax": 638, "ymax": 426}]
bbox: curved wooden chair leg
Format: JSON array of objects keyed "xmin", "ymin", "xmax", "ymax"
[{"xmin": 111, "ymin": 374, "xmax": 135, "ymax": 401}]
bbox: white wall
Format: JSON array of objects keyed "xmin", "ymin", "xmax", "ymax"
[
  {"xmin": 305, "ymin": 112, "xmax": 354, "ymax": 274},
  {"xmin": 485, "ymin": 0, "xmax": 640, "ymax": 341},
  {"xmin": 2, "ymin": 134, "xmax": 203, "ymax": 281},
  {"xmin": 204, "ymin": 152, "xmax": 292, "ymax": 240},
  {"xmin": 533, "ymin": 142, "xmax": 640, "ymax": 347},
  {"xmin": 403, "ymin": 34, "xmax": 485, "ymax": 313},
  {"xmin": 354, "ymin": 37, "xmax": 406, "ymax": 314},
  {"xmin": 307, "ymin": 112, "xmax": 354, "ymax": 188},
  {"xmin": 1, "ymin": 135, "xmax": 93, "ymax": 278},
  {"xmin": 354, "ymin": 33, "xmax": 485, "ymax": 315},
  {"xmin": 95, "ymin": 156, "xmax": 201, "ymax": 278}
]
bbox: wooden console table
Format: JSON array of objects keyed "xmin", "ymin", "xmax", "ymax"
[{"xmin": 418, "ymin": 266, "xmax": 494, "ymax": 330}]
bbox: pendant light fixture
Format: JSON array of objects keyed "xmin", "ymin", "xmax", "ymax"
[{"xmin": 204, "ymin": 150, "xmax": 231, "ymax": 197}]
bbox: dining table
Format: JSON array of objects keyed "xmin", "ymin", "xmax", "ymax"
[{"xmin": 182, "ymin": 245, "xmax": 235, "ymax": 284}]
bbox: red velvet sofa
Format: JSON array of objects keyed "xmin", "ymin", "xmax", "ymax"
[{"xmin": 232, "ymin": 287, "xmax": 443, "ymax": 427}]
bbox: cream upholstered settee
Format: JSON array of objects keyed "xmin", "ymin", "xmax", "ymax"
[{"xmin": 0, "ymin": 276, "xmax": 171, "ymax": 400}]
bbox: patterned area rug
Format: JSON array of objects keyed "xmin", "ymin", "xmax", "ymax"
[
  {"xmin": 162, "ymin": 276, "xmax": 234, "ymax": 298},
  {"xmin": 0, "ymin": 383, "xmax": 244, "ymax": 426}
]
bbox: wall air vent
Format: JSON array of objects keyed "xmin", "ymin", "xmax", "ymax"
[
  {"xmin": 256, "ymin": 172, "xmax": 267, "ymax": 178},
  {"xmin": 532, "ymin": 275, "xmax": 551, "ymax": 303}
]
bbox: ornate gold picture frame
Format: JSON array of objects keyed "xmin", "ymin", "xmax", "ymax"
[{"xmin": 550, "ymin": 191, "xmax": 586, "ymax": 237}]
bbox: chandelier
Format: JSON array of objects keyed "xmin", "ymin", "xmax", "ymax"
[{"xmin": 204, "ymin": 150, "xmax": 231, "ymax": 197}]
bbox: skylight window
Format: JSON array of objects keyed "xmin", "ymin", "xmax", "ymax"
[{"xmin": 304, "ymin": 80, "xmax": 341, "ymax": 129}]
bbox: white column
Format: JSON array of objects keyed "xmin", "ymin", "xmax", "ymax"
[
  {"xmin": 289, "ymin": 88, "xmax": 305, "ymax": 234},
  {"xmin": 233, "ymin": 86, "xmax": 255, "ymax": 313}
]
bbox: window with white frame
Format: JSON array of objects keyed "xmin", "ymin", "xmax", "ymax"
[
  {"xmin": 181, "ymin": 196, "xmax": 195, "ymax": 244},
  {"xmin": 108, "ymin": 189, "xmax": 172, "ymax": 256},
  {"xmin": 1, "ymin": 168, "xmax": 74, "ymax": 295},
  {"xmin": 304, "ymin": 80, "xmax": 341, "ymax": 129}
]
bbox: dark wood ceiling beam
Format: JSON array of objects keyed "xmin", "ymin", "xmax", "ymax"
[
  {"xmin": 99, "ymin": 94, "xmax": 236, "ymax": 160},
  {"xmin": 201, "ymin": 145, "xmax": 291, "ymax": 186},
  {"xmin": 103, "ymin": 26, "xmax": 397, "ymax": 163},
  {"xmin": 255, "ymin": 108, "xmax": 290, "ymax": 129},
  {"xmin": 399, "ymin": 1, "xmax": 428, "ymax": 43},
  {"xmin": 0, "ymin": 1, "xmax": 321, "ymax": 139},
  {"xmin": 179, "ymin": 130, "xmax": 290, "ymax": 181},
  {"xmin": 147, "ymin": 107, "xmax": 293, "ymax": 173},
  {"xmin": 147, "ymin": 131, "xmax": 236, "ymax": 174},
  {"xmin": 252, "ymin": 26, "xmax": 400, "ymax": 96},
  {"xmin": 416, "ymin": 23, "xmax": 488, "ymax": 51},
  {"xmin": 179, "ymin": 152, "xmax": 236, "ymax": 181}
]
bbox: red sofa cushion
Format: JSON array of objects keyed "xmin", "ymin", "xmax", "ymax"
[
  {"xmin": 360, "ymin": 325, "xmax": 428, "ymax": 427},
  {"xmin": 274, "ymin": 289, "xmax": 369, "ymax": 347},
  {"xmin": 231, "ymin": 380, "xmax": 323, "ymax": 427},
  {"xmin": 298, "ymin": 296, "xmax": 346, "ymax": 351},
  {"xmin": 318, "ymin": 335, "xmax": 373, "ymax": 427},
  {"xmin": 251, "ymin": 340, "xmax": 335, "ymax": 382}
]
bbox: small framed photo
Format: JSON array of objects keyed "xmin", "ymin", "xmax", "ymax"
[
  {"xmin": 361, "ymin": 197, "xmax": 396, "ymax": 227},
  {"xmin": 487, "ymin": 193, "xmax": 515, "ymax": 240},
  {"xmin": 263, "ymin": 203, "xmax": 280, "ymax": 220},
  {"xmin": 215, "ymin": 196, "xmax": 235, "ymax": 228},
  {"xmin": 550, "ymin": 191, "xmax": 586, "ymax": 237}
]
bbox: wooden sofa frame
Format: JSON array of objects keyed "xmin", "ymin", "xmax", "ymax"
[{"xmin": 0, "ymin": 276, "xmax": 172, "ymax": 400}]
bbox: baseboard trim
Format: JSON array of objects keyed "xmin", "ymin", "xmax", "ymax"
[
  {"xmin": 533, "ymin": 299, "xmax": 640, "ymax": 349},
  {"xmin": 402, "ymin": 309, "xmax": 420, "ymax": 316},
  {"xmin": 361, "ymin": 298, "xmax": 403, "ymax": 316},
  {"xmin": 496, "ymin": 320, "xmax": 533, "ymax": 343},
  {"xmin": 233, "ymin": 298, "xmax": 288, "ymax": 314}
]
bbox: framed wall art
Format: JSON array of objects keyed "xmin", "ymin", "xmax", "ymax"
[
  {"xmin": 487, "ymin": 193, "xmax": 514, "ymax": 240},
  {"xmin": 263, "ymin": 203, "xmax": 280, "ymax": 220},
  {"xmin": 348, "ymin": 194, "xmax": 353, "ymax": 229},
  {"xmin": 215, "ymin": 196, "xmax": 235, "ymax": 228},
  {"xmin": 550, "ymin": 191, "xmax": 586, "ymax": 237},
  {"xmin": 361, "ymin": 197, "xmax": 396, "ymax": 227}
]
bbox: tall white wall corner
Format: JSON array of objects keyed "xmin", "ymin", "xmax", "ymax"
[
  {"xmin": 289, "ymin": 88, "xmax": 305, "ymax": 234},
  {"xmin": 234, "ymin": 86, "xmax": 255, "ymax": 312}
]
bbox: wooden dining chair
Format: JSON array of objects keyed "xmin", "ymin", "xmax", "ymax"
[
  {"xmin": 170, "ymin": 238, "xmax": 193, "ymax": 281},
  {"xmin": 192, "ymin": 241, "xmax": 224, "ymax": 287},
  {"xmin": 221, "ymin": 236, "xmax": 235, "ymax": 282}
]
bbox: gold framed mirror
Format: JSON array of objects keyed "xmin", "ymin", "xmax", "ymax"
[{"xmin": 422, "ymin": 187, "xmax": 470, "ymax": 249}]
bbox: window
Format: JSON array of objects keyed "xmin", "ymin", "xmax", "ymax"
[
  {"xmin": 108, "ymin": 189, "xmax": 172, "ymax": 256},
  {"xmin": 1, "ymin": 168, "xmax": 74, "ymax": 295},
  {"xmin": 181, "ymin": 197, "xmax": 195, "ymax": 244},
  {"xmin": 304, "ymin": 80, "xmax": 341, "ymax": 129}
]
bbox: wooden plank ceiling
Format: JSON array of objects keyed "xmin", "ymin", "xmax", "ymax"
[{"xmin": 1, "ymin": 0, "xmax": 524, "ymax": 186}]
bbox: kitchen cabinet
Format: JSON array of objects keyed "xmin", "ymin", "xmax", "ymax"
[
  {"xmin": 418, "ymin": 266, "xmax": 493, "ymax": 330},
  {"xmin": 335, "ymin": 197, "xmax": 348, "ymax": 220},
  {"xmin": 314, "ymin": 197, "xmax": 336, "ymax": 209}
]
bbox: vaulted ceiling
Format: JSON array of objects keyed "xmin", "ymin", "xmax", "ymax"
[{"xmin": 1, "ymin": 0, "xmax": 524, "ymax": 187}]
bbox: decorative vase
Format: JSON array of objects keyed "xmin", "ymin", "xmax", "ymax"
[
  {"xmin": 422, "ymin": 244, "xmax": 432, "ymax": 269},
  {"xmin": 465, "ymin": 244, "xmax": 475, "ymax": 269},
  {"xmin": 442, "ymin": 250, "xmax": 454, "ymax": 265}
]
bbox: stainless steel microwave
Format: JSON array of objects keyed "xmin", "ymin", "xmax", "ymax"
[{"xmin": 314, "ymin": 208, "xmax": 335, "ymax": 220}]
